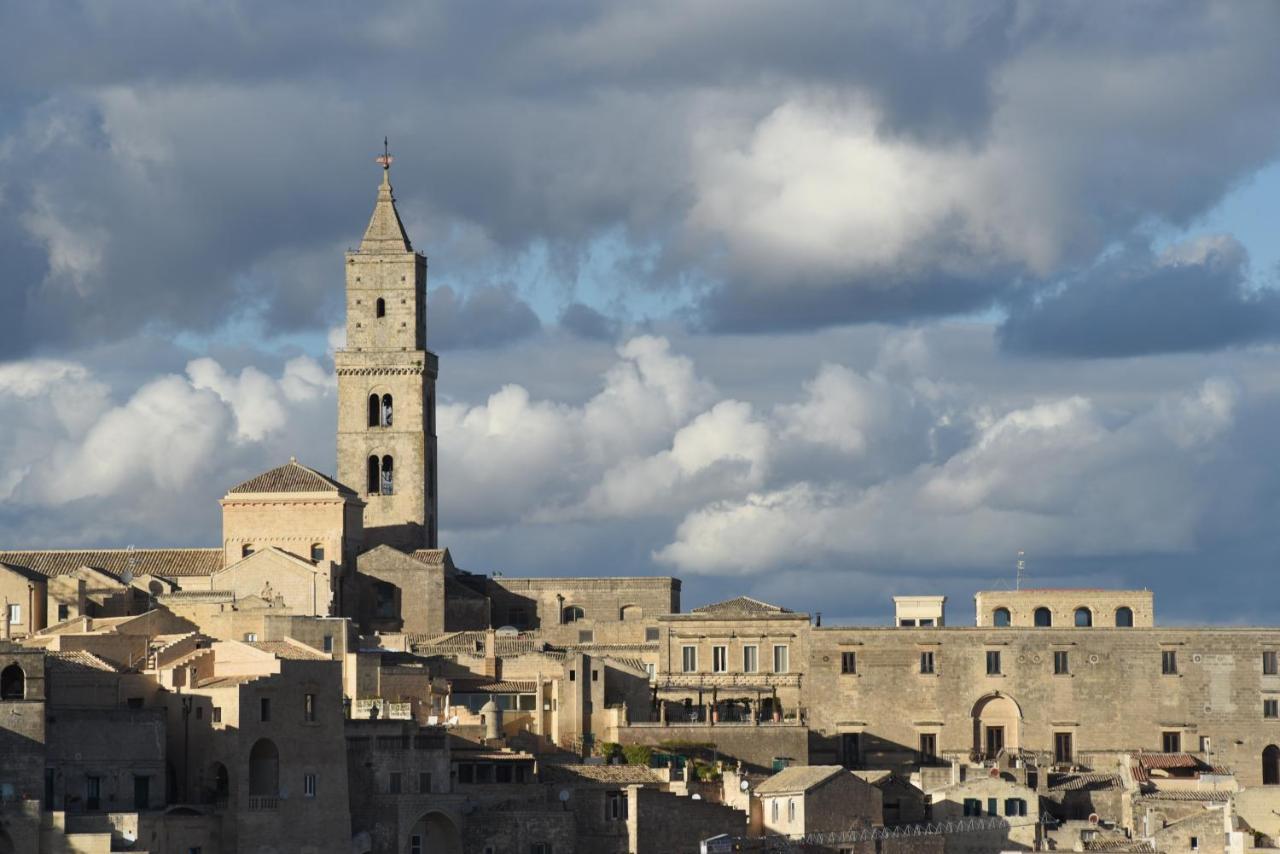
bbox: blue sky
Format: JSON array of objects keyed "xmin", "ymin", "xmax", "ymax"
[{"xmin": 2, "ymin": 2, "xmax": 1280, "ymax": 624}]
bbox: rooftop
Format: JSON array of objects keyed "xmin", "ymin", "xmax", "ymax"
[
  {"xmin": 0, "ymin": 548, "xmax": 222, "ymax": 578},
  {"xmin": 754, "ymin": 765, "xmax": 845, "ymax": 795},
  {"xmin": 227, "ymin": 459, "xmax": 356, "ymax": 496}
]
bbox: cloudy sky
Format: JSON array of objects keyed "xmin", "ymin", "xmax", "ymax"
[{"xmin": 2, "ymin": 2, "xmax": 1280, "ymax": 624}]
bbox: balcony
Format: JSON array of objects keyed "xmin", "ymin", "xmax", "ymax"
[{"xmin": 247, "ymin": 796, "xmax": 278, "ymax": 811}]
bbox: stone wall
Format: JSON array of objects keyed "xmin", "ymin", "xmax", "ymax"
[
  {"xmin": 974, "ymin": 589, "xmax": 1154, "ymax": 628},
  {"xmin": 487, "ymin": 576, "xmax": 680, "ymax": 633},
  {"xmin": 628, "ymin": 785, "xmax": 745, "ymax": 854},
  {"xmin": 807, "ymin": 625, "xmax": 1280, "ymax": 786},
  {"xmin": 612, "ymin": 723, "xmax": 810, "ymax": 773}
]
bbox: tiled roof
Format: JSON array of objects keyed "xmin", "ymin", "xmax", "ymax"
[
  {"xmin": 1138, "ymin": 789, "xmax": 1232, "ymax": 802},
  {"xmin": 409, "ymin": 631, "xmax": 542, "ymax": 657},
  {"xmin": 754, "ymin": 765, "xmax": 844, "ymax": 795},
  {"xmin": 1085, "ymin": 840, "xmax": 1158, "ymax": 853},
  {"xmin": 692, "ymin": 596, "xmax": 791, "ymax": 616},
  {"xmin": 1049, "ymin": 773, "xmax": 1124, "ymax": 792},
  {"xmin": 46, "ymin": 650, "xmax": 121, "ymax": 673},
  {"xmin": 0, "ymin": 549, "xmax": 222, "ymax": 578},
  {"xmin": 248, "ymin": 640, "xmax": 330, "ymax": 661},
  {"xmin": 227, "ymin": 459, "xmax": 355, "ymax": 495},
  {"xmin": 410, "ymin": 549, "xmax": 449, "ymax": 566},
  {"xmin": 542, "ymin": 764, "xmax": 665, "ymax": 785},
  {"xmin": 1135, "ymin": 753, "xmax": 1200, "ymax": 769},
  {"xmin": 449, "ymin": 679, "xmax": 536, "ymax": 694}
]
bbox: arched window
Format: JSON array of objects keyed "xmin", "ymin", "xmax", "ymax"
[
  {"xmin": 1034, "ymin": 607, "xmax": 1052, "ymax": 627},
  {"xmin": 1264, "ymin": 745, "xmax": 1280, "ymax": 786},
  {"xmin": 381, "ymin": 393, "xmax": 393, "ymax": 427},
  {"xmin": 241, "ymin": 544, "xmax": 255, "ymax": 558},
  {"xmin": 368, "ymin": 393, "xmax": 380, "ymax": 427},
  {"xmin": 992, "ymin": 608, "xmax": 1011, "ymax": 627},
  {"xmin": 563, "ymin": 605, "xmax": 585, "ymax": 623},
  {"xmin": 0, "ymin": 663, "xmax": 24, "ymax": 700},
  {"xmin": 367, "ymin": 456, "xmax": 379, "ymax": 494},
  {"xmin": 1074, "ymin": 607, "xmax": 1092, "ymax": 627},
  {"xmin": 620, "ymin": 605, "xmax": 642, "ymax": 622},
  {"xmin": 375, "ymin": 297, "xmax": 386, "ymax": 318},
  {"xmin": 209, "ymin": 762, "xmax": 230, "ymax": 804},
  {"xmin": 380, "ymin": 455, "xmax": 394, "ymax": 495},
  {"xmin": 248, "ymin": 739, "xmax": 280, "ymax": 796},
  {"xmin": 1115, "ymin": 607, "xmax": 1134, "ymax": 627},
  {"xmin": 310, "ymin": 543, "xmax": 325, "ymax": 561}
]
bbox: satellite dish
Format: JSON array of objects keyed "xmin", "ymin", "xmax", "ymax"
[
  {"xmin": 739, "ymin": 779, "xmax": 750, "ymax": 792},
  {"xmin": 121, "ymin": 569, "xmax": 134, "ymax": 585},
  {"xmin": 1088, "ymin": 813, "xmax": 1100, "ymax": 825},
  {"xmin": 496, "ymin": 626, "xmax": 519, "ymax": 636},
  {"xmin": 692, "ymin": 793, "xmax": 702, "ymax": 800},
  {"xmin": 559, "ymin": 789, "xmax": 572, "ymax": 802},
  {"xmin": 988, "ymin": 767, "xmax": 1000, "ymax": 778}
]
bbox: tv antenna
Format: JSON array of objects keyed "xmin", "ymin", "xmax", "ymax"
[{"xmin": 1015, "ymin": 550, "xmax": 1026, "ymax": 590}]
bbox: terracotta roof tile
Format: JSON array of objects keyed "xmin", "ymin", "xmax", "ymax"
[
  {"xmin": 0, "ymin": 548, "xmax": 222, "ymax": 578},
  {"xmin": 227, "ymin": 460, "xmax": 355, "ymax": 495},
  {"xmin": 248, "ymin": 640, "xmax": 331, "ymax": 661},
  {"xmin": 1049, "ymin": 773, "xmax": 1124, "ymax": 792},
  {"xmin": 541, "ymin": 764, "xmax": 665, "ymax": 785},
  {"xmin": 1138, "ymin": 789, "xmax": 1232, "ymax": 802},
  {"xmin": 754, "ymin": 765, "xmax": 845, "ymax": 795},
  {"xmin": 692, "ymin": 596, "xmax": 791, "ymax": 616},
  {"xmin": 46, "ymin": 650, "xmax": 121, "ymax": 673}
]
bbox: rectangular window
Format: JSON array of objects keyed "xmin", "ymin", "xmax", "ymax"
[
  {"xmin": 530, "ymin": 845, "xmax": 551, "ymax": 854},
  {"xmin": 212, "ymin": 707, "xmax": 221, "ymax": 723},
  {"xmin": 645, "ymin": 627, "xmax": 659, "ymax": 642},
  {"xmin": 419, "ymin": 772, "xmax": 432, "ymax": 793},
  {"xmin": 743, "ymin": 645, "xmax": 758, "ymax": 673},
  {"xmin": 303, "ymin": 773, "xmax": 316, "ymax": 798},
  {"xmin": 919, "ymin": 733, "xmax": 937, "ymax": 763},
  {"xmin": 1162, "ymin": 731, "xmax": 1181, "ymax": 753},
  {"xmin": 773, "ymin": 645, "xmax": 789, "ymax": 674},
  {"xmin": 244, "ymin": 632, "xmax": 257, "ymax": 642},
  {"xmin": 410, "ymin": 836, "xmax": 422, "ymax": 854},
  {"xmin": 787, "ymin": 798, "xmax": 795, "ymax": 822},
  {"xmin": 304, "ymin": 693, "xmax": 316, "ymax": 722},
  {"xmin": 1054, "ymin": 650, "xmax": 1070, "ymax": 675},
  {"xmin": 578, "ymin": 629, "xmax": 594, "ymax": 644},
  {"xmin": 841, "ymin": 651, "xmax": 857, "ymax": 674},
  {"xmin": 1162, "ymin": 650, "xmax": 1178, "ymax": 675},
  {"xmin": 771, "ymin": 798, "xmax": 779, "ymax": 823},
  {"xmin": 260, "ymin": 698, "xmax": 271, "ymax": 722},
  {"xmin": 963, "ymin": 798, "xmax": 980, "ymax": 817},
  {"xmin": 919, "ymin": 652, "xmax": 935, "ymax": 674},
  {"xmin": 919, "ymin": 618, "xmax": 934, "ymax": 627},
  {"xmin": 1054, "ymin": 732, "xmax": 1074, "ymax": 764},
  {"xmin": 899, "ymin": 619, "xmax": 916, "ymax": 627},
  {"xmin": 987, "ymin": 798, "xmax": 998, "ymax": 817},
  {"xmin": 1190, "ymin": 837, "xmax": 1198, "ymax": 851},
  {"xmin": 1265, "ymin": 699, "xmax": 1278, "ymax": 719},
  {"xmin": 606, "ymin": 790, "xmax": 628, "ymax": 821},
  {"xmin": 986, "ymin": 650, "xmax": 1001, "ymax": 675},
  {"xmin": 6, "ymin": 604, "xmax": 20, "ymax": 625},
  {"xmin": 86, "ymin": 776, "xmax": 101, "ymax": 811},
  {"xmin": 322, "ymin": 635, "xmax": 334, "ymax": 653},
  {"xmin": 713, "ymin": 646, "xmax": 728, "ymax": 673},
  {"xmin": 133, "ymin": 774, "xmax": 150, "ymax": 810},
  {"xmin": 644, "ymin": 663, "xmax": 655, "ymax": 681},
  {"xmin": 57, "ymin": 603, "xmax": 70, "ymax": 622},
  {"xmin": 682, "ymin": 646, "xmax": 698, "ymax": 673},
  {"xmin": 568, "ymin": 669, "xmax": 575, "ymax": 682},
  {"xmin": 1266, "ymin": 651, "xmax": 1278, "ymax": 675},
  {"xmin": 389, "ymin": 772, "xmax": 402, "ymax": 794}
]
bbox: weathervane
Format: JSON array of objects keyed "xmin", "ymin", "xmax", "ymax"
[{"xmin": 375, "ymin": 137, "xmax": 393, "ymax": 170}]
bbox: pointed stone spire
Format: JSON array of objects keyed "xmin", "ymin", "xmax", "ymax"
[{"xmin": 360, "ymin": 139, "xmax": 413, "ymax": 253}]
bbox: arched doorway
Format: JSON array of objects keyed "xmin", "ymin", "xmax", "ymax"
[
  {"xmin": 0, "ymin": 663, "xmax": 24, "ymax": 700},
  {"xmin": 972, "ymin": 693, "xmax": 1022, "ymax": 759},
  {"xmin": 208, "ymin": 762, "xmax": 230, "ymax": 804},
  {"xmin": 1264, "ymin": 745, "xmax": 1280, "ymax": 785},
  {"xmin": 248, "ymin": 739, "xmax": 279, "ymax": 798},
  {"xmin": 406, "ymin": 812, "xmax": 461, "ymax": 854}
]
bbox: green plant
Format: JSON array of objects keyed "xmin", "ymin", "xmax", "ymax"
[
  {"xmin": 622, "ymin": 744, "xmax": 654, "ymax": 766},
  {"xmin": 596, "ymin": 741, "xmax": 622, "ymax": 761}
]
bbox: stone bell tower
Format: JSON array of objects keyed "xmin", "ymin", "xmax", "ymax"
[{"xmin": 335, "ymin": 146, "xmax": 438, "ymax": 550}]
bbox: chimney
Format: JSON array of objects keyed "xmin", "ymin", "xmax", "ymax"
[{"xmin": 483, "ymin": 628, "xmax": 499, "ymax": 679}]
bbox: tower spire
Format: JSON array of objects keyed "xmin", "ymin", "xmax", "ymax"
[{"xmin": 361, "ymin": 138, "xmax": 412, "ymax": 253}]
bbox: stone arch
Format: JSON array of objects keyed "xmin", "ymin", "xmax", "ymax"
[
  {"xmin": 620, "ymin": 604, "xmax": 642, "ymax": 621},
  {"xmin": 0, "ymin": 663, "xmax": 24, "ymax": 700},
  {"xmin": 208, "ymin": 762, "xmax": 230, "ymax": 804},
  {"xmin": 248, "ymin": 739, "xmax": 279, "ymax": 797},
  {"xmin": 563, "ymin": 605, "xmax": 585, "ymax": 623},
  {"xmin": 1265, "ymin": 745, "xmax": 1280, "ymax": 786},
  {"xmin": 972, "ymin": 692, "xmax": 1022, "ymax": 758},
  {"xmin": 992, "ymin": 607, "xmax": 1011, "ymax": 627},
  {"xmin": 1115, "ymin": 607, "xmax": 1134, "ymax": 627},
  {"xmin": 1033, "ymin": 607, "xmax": 1052, "ymax": 627},
  {"xmin": 1074, "ymin": 607, "xmax": 1092, "ymax": 627},
  {"xmin": 406, "ymin": 811, "xmax": 461, "ymax": 854}
]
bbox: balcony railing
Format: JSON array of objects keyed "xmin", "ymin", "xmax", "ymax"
[{"xmin": 247, "ymin": 796, "xmax": 278, "ymax": 811}]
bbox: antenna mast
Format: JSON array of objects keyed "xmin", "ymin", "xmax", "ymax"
[{"xmin": 1016, "ymin": 550, "xmax": 1026, "ymax": 590}]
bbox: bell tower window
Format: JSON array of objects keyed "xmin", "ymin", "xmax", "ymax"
[
  {"xmin": 380, "ymin": 455, "xmax": 394, "ymax": 495},
  {"xmin": 367, "ymin": 456, "xmax": 379, "ymax": 494},
  {"xmin": 381, "ymin": 394, "xmax": 393, "ymax": 427},
  {"xmin": 368, "ymin": 394, "xmax": 379, "ymax": 427},
  {"xmin": 375, "ymin": 298, "xmax": 386, "ymax": 318}
]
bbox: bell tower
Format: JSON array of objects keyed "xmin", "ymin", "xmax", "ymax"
[{"xmin": 335, "ymin": 145, "xmax": 438, "ymax": 550}]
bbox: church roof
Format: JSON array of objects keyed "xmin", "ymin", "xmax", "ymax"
[
  {"xmin": 360, "ymin": 166, "xmax": 413, "ymax": 253},
  {"xmin": 227, "ymin": 459, "xmax": 356, "ymax": 496},
  {"xmin": 0, "ymin": 548, "xmax": 222, "ymax": 578},
  {"xmin": 691, "ymin": 595, "xmax": 793, "ymax": 616}
]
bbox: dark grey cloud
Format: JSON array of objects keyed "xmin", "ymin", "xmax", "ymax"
[
  {"xmin": 428, "ymin": 284, "xmax": 541, "ymax": 351},
  {"xmin": 558, "ymin": 302, "xmax": 618, "ymax": 340},
  {"xmin": 999, "ymin": 238, "xmax": 1280, "ymax": 357}
]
